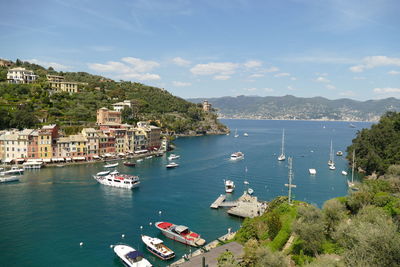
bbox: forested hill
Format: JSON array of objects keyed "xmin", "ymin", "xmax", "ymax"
[
  {"xmin": 188, "ymin": 95, "xmax": 400, "ymax": 121},
  {"xmin": 0, "ymin": 60, "xmax": 227, "ymax": 134}
]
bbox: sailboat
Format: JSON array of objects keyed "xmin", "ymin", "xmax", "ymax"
[
  {"xmin": 328, "ymin": 140, "xmax": 335, "ymax": 170},
  {"xmin": 278, "ymin": 129, "xmax": 286, "ymax": 161},
  {"xmin": 348, "ymin": 150, "xmax": 358, "ymax": 190},
  {"xmin": 234, "ymin": 129, "xmax": 239, "ymax": 138}
]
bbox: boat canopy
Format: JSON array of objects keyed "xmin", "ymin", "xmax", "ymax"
[
  {"xmin": 72, "ymin": 156, "xmax": 86, "ymax": 160},
  {"xmin": 126, "ymin": 251, "xmax": 144, "ymax": 261},
  {"xmin": 175, "ymin": 225, "xmax": 189, "ymax": 233},
  {"xmin": 149, "ymin": 237, "xmax": 163, "ymax": 245}
]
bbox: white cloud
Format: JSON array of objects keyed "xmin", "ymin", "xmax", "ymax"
[
  {"xmin": 262, "ymin": 66, "xmax": 279, "ymax": 73},
  {"xmin": 373, "ymin": 87, "xmax": 400, "ymax": 94},
  {"xmin": 88, "ymin": 57, "xmax": 161, "ymax": 81},
  {"xmin": 89, "ymin": 46, "xmax": 114, "ymax": 52},
  {"xmin": 274, "ymin": 72, "xmax": 290, "ymax": 78},
  {"xmin": 314, "ymin": 76, "xmax": 331, "ymax": 83},
  {"xmin": 326, "ymin": 84, "xmax": 336, "ymax": 90},
  {"xmin": 249, "ymin": 73, "xmax": 265, "ymax": 78},
  {"xmin": 388, "ymin": 70, "xmax": 400, "ymax": 75},
  {"xmin": 263, "ymin": 88, "xmax": 274, "ymax": 92},
  {"xmin": 243, "ymin": 60, "xmax": 262, "ymax": 68},
  {"xmin": 286, "ymin": 56, "xmax": 356, "ymax": 64},
  {"xmin": 290, "ymin": 77, "xmax": 297, "ymax": 81},
  {"xmin": 350, "ymin": 56, "xmax": 400, "ymax": 72},
  {"xmin": 315, "ymin": 72, "xmax": 328, "ymax": 76},
  {"xmin": 353, "ymin": 76, "xmax": 366, "ymax": 80},
  {"xmin": 287, "ymin": 86, "xmax": 295, "ymax": 90},
  {"xmin": 213, "ymin": 75, "xmax": 231, "ymax": 80},
  {"xmin": 190, "ymin": 62, "xmax": 239, "ymax": 75},
  {"xmin": 244, "ymin": 87, "xmax": 257, "ymax": 92},
  {"xmin": 172, "ymin": 57, "xmax": 191, "ymax": 66},
  {"xmin": 172, "ymin": 81, "xmax": 191, "ymax": 87},
  {"xmin": 339, "ymin": 90, "xmax": 356, "ymax": 97},
  {"xmin": 26, "ymin": 59, "xmax": 70, "ymax": 70}
]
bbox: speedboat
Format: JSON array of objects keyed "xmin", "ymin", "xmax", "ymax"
[
  {"xmin": 2, "ymin": 166, "xmax": 24, "ymax": 175},
  {"xmin": 124, "ymin": 161, "xmax": 136, "ymax": 167},
  {"xmin": 104, "ymin": 162, "xmax": 119, "ymax": 168},
  {"xmin": 243, "ymin": 133, "xmax": 249, "ymax": 137},
  {"xmin": 166, "ymin": 162, "xmax": 179, "ymax": 169},
  {"xmin": 145, "ymin": 156, "xmax": 153, "ymax": 159},
  {"xmin": 247, "ymin": 188, "xmax": 254, "ymax": 195},
  {"xmin": 243, "ymin": 180, "xmax": 249, "ymax": 185},
  {"xmin": 141, "ymin": 235, "xmax": 175, "ymax": 260},
  {"xmin": 168, "ymin": 154, "xmax": 180, "ymax": 160},
  {"xmin": 96, "ymin": 170, "xmax": 110, "ymax": 176},
  {"xmin": 113, "ymin": 244, "xmax": 152, "ymax": 267},
  {"xmin": 341, "ymin": 170, "xmax": 348, "ymax": 175},
  {"xmin": 136, "ymin": 159, "xmax": 143, "ymax": 162},
  {"xmin": 309, "ymin": 169, "xmax": 317, "ymax": 175},
  {"xmin": 224, "ymin": 180, "xmax": 235, "ymax": 193},
  {"xmin": 0, "ymin": 176, "xmax": 19, "ymax": 183},
  {"xmin": 230, "ymin": 152, "xmax": 244, "ymax": 161},
  {"xmin": 336, "ymin": 151, "xmax": 343, "ymax": 156},
  {"xmin": 93, "ymin": 170, "xmax": 140, "ymax": 189},
  {"xmin": 155, "ymin": 222, "xmax": 206, "ymax": 247}
]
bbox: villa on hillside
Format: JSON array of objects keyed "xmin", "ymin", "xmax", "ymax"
[
  {"xmin": 46, "ymin": 75, "xmax": 87, "ymax": 93},
  {"xmin": 112, "ymin": 100, "xmax": 132, "ymax": 112},
  {"xmin": 7, "ymin": 67, "xmax": 37, "ymax": 84}
]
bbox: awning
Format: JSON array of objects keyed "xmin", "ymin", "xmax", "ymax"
[
  {"xmin": 27, "ymin": 159, "xmax": 43, "ymax": 162},
  {"xmin": 4, "ymin": 158, "xmax": 13, "ymax": 163},
  {"xmin": 16, "ymin": 158, "xmax": 25, "ymax": 162},
  {"xmin": 51, "ymin": 158, "xmax": 65, "ymax": 162},
  {"xmin": 72, "ymin": 156, "xmax": 86, "ymax": 160},
  {"xmin": 134, "ymin": 149, "xmax": 148, "ymax": 154},
  {"xmin": 118, "ymin": 153, "xmax": 125, "ymax": 156},
  {"xmin": 65, "ymin": 157, "xmax": 72, "ymax": 161},
  {"xmin": 92, "ymin": 155, "xmax": 100, "ymax": 159},
  {"xmin": 104, "ymin": 153, "xmax": 112, "ymax": 157},
  {"xmin": 43, "ymin": 159, "xmax": 51, "ymax": 163}
]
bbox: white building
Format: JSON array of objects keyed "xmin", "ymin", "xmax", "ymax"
[
  {"xmin": 7, "ymin": 67, "xmax": 37, "ymax": 84},
  {"xmin": 112, "ymin": 100, "xmax": 132, "ymax": 112}
]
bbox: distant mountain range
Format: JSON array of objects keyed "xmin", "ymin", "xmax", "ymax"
[{"xmin": 188, "ymin": 95, "xmax": 400, "ymax": 121}]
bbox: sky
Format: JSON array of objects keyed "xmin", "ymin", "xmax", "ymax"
[{"xmin": 1, "ymin": 0, "xmax": 400, "ymax": 100}]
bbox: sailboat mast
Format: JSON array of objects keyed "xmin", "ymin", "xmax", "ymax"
[{"xmin": 281, "ymin": 129, "xmax": 285, "ymax": 155}]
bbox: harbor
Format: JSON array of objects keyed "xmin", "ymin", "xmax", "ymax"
[{"xmin": 0, "ymin": 119, "xmax": 368, "ymax": 267}]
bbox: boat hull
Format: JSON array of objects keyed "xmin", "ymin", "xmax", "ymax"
[{"xmin": 93, "ymin": 176, "xmax": 140, "ymax": 189}]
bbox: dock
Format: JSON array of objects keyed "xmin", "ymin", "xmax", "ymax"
[{"xmin": 210, "ymin": 192, "xmax": 268, "ymax": 218}]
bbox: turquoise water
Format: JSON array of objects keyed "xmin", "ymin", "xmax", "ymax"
[{"xmin": 0, "ymin": 119, "xmax": 372, "ymax": 267}]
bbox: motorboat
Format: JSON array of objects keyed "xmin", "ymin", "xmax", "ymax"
[
  {"xmin": 145, "ymin": 156, "xmax": 153, "ymax": 159},
  {"xmin": 113, "ymin": 244, "xmax": 152, "ymax": 267},
  {"xmin": 141, "ymin": 235, "xmax": 175, "ymax": 260},
  {"xmin": 224, "ymin": 179, "xmax": 235, "ymax": 193},
  {"xmin": 243, "ymin": 180, "xmax": 249, "ymax": 185},
  {"xmin": 166, "ymin": 162, "xmax": 179, "ymax": 169},
  {"xmin": 247, "ymin": 188, "xmax": 254, "ymax": 195},
  {"xmin": 309, "ymin": 169, "xmax": 317, "ymax": 175},
  {"xmin": 155, "ymin": 222, "xmax": 206, "ymax": 247},
  {"xmin": 336, "ymin": 151, "xmax": 343, "ymax": 156},
  {"xmin": 124, "ymin": 161, "xmax": 136, "ymax": 167},
  {"xmin": 342, "ymin": 170, "xmax": 348, "ymax": 175},
  {"xmin": 104, "ymin": 162, "xmax": 119, "ymax": 168},
  {"xmin": 230, "ymin": 152, "xmax": 244, "ymax": 161},
  {"xmin": 136, "ymin": 159, "xmax": 143, "ymax": 162},
  {"xmin": 96, "ymin": 170, "xmax": 110, "ymax": 176},
  {"xmin": 329, "ymin": 164, "xmax": 336, "ymax": 170},
  {"xmin": 168, "ymin": 154, "xmax": 180, "ymax": 161},
  {"xmin": 1, "ymin": 166, "xmax": 24, "ymax": 175},
  {"xmin": 243, "ymin": 133, "xmax": 249, "ymax": 137},
  {"xmin": 93, "ymin": 170, "xmax": 140, "ymax": 189},
  {"xmin": 0, "ymin": 176, "xmax": 19, "ymax": 183},
  {"xmin": 277, "ymin": 129, "xmax": 286, "ymax": 161}
]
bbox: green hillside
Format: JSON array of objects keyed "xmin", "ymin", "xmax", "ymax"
[{"xmin": 0, "ymin": 60, "xmax": 227, "ymax": 134}]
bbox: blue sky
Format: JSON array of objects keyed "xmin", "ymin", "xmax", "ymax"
[{"xmin": 1, "ymin": 0, "xmax": 400, "ymax": 100}]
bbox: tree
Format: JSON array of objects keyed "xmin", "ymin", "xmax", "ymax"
[
  {"xmin": 254, "ymin": 246, "xmax": 287, "ymax": 267},
  {"xmin": 322, "ymin": 199, "xmax": 347, "ymax": 237},
  {"xmin": 293, "ymin": 206, "xmax": 326, "ymax": 256},
  {"xmin": 217, "ymin": 251, "xmax": 240, "ymax": 267},
  {"xmin": 266, "ymin": 211, "xmax": 282, "ymax": 240}
]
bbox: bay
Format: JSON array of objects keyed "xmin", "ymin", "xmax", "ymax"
[{"xmin": 0, "ymin": 119, "xmax": 372, "ymax": 266}]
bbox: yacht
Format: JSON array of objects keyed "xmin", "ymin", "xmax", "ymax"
[
  {"xmin": 104, "ymin": 162, "xmax": 119, "ymax": 168},
  {"xmin": 168, "ymin": 154, "xmax": 180, "ymax": 160},
  {"xmin": 155, "ymin": 222, "xmax": 206, "ymax": 247},
  {"xmin": 141, "ymin": 235, "xmax": 175, "ymax": 260},
  {"xmin": 230, "ymin": 152, "xmax": 244, "ymax": 161},
  {"xmin": 96, "ymin": 170, "xmax": 110, "ymax": 176},
  {"xmin": 166, "ymin": 162, "xmax": 179, "ymax": 169},
  {"xmin": 341, "ymin": 170, "xmax": 348, "ymax": 175},
  {"xmin": 1, "ymin": 166, "xmax": 24, "ymax": 175},
  {"xmin": 123, "ymin": 161, "xmax": 136, "ymax": 167},
  {"xmin": 113, "ymin": 244, "xmax": 152, "ymax": 267},
  {"xmin": 93, "ymin": 170, "xmax": 140, "ymax": 189},
  {"xmin": 278, "ymin": 129, "xmax": 286, "ymax": 161},
  {"xmin": 243, "ymin": 133, "xmax": 249, "ymax": 137},
  {"xmin": 309, "ymin": 168, "xmax": 317, "ymax": 175},
  {"xmin": 224, "ymin": 180, "xmax": 235, "ymax": 193},
  {"xmin": 0, "ymin": 176, "xmax": 19, "ymax": 183}
]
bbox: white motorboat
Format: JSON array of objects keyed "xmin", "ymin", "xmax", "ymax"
[
  {"xmin": 0, "ymin": 176, "xmax": 19, "ymax": 183},
  {"xmin": 278, "ymin": 129, "xmax": 286, "ymax": 161},
  {"xmin": 155, "ymin": 222, "xmax": 206, "ymax": 247},
  {"xmin": 141, "ymin": 235, "xmax": 175, "ymax": 260},
  {"xmin": 1, "ymin": 166, "xmax": 24, "ymax": 175},
  {"xmin": 309, "ymin": 169, "xmax": 317, "ymax": 175},
  {"xmin": 329, "ymin": 164, "xmax": 336, "ymax": 170},
  {"xmin": 145, "ymin": 156, "xmax": 153, "ymax": 159},
  {"xmin": 96, "ymin": 170, "xmax": 110, "ymax": 176},
  {"xmin": 230, "ymin": 152, "xmax": 244, "ymax": 161},
  {"xmin": 336, "ymin": 151, "xmax": 343, "ymax": 156},
  {"xmin": 224, "ymin": 179, "xmax": 235, "ymax": 193},
  {"xmin": 341, "ymin": 170, "xmax": 348, "ymax": 175},
  {"xmin": 136, "ymin": 159, "xmax": 143, "ymax": 162},
  {"xmin": 113, "ymin": 244, "xmax": 152, "ymax": 267},
  {"xmin": 243, "ymin": 180, "xmax": 249, "ymax": 185},
  {"xmin": 104, "ymin": 162, "xmax": 119, "ymax": 168},
  {"xmin": 243, "ymin": 133, "xmax": 249, "ymax": 137},
  {"xmin": 247, "ymin": 188, "xmax": 254, "ymax": 195},
  {"xmin": 168, "ymin": 154, "xmax": 180, "ymax": 160},
  {"xmin": 166, "ymin": 162, "xmax": 179, "ymax": 169},
  {"xmin": 93, "ymin": 170, "xmax": 140, "ymax": 189}
]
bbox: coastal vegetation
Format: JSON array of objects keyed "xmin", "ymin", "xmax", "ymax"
[
  {"xmin": 0, "ymin": 60, "xmax": 227, "ymax": 134},
  {"xmin": 218, "ymin": 114, "xmax": 400, "ymax": 267}
]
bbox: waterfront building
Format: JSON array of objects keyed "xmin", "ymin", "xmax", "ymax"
[
  {"xmin": 38, "ymin": 125, "xmax": 59, "ymax": 159},
  {"xmin": 0, "ymin": 131, "xmax": 28, "ymax": 162},
  {"xmin": 98, "ymin": 132, "xmax": 108, "ymax": 156},
  {"xmin": 112, "ymin": 100, "xmax": 132, "ymax": 112},
  {"xmin": 161, "ymin": 137, "xmax": 169, "ymax": 152},
  {"xmin": 96, "ymin": 107, "xmax": 122, "ymax": 125},
  {"xmin": 27, "ymin": 130, "xmax": 39, "ymax": 159},
  {"xmin": 133, "ymin": 128, "xmax": 148, "ymax": 152},
  {"xmin": 125, "ymin": 128, "xmax": 135, "ymax": 154},
  {"xmin": 56, "ymin": 137, "xmax": 72, "ymax": 158},
  {"xmin": 203, "ymin": 100, "xmax": 212, "ymax": 112},
  {"xmin": 81, "ymin": 128, "xmax": 99, "ymax": 160},
  {"xmin": 7, "ymin": 67, "xmax": 37, "ymax": 84},
  {"xmin": 68, "ymin": 134, "xmax": 87, "ymax": 160},
  {"xmin": 137, "ymin": 121, "xmax": 161, "ymax": 150}
]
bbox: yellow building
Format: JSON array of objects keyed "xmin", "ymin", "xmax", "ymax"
[{"xmin": 38, "ymin": 130, "xmax": 52, "ymax": 159}]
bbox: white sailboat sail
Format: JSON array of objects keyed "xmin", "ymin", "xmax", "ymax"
[{"xmin": 278, "ymin": 129, "xmax": 286, "ymax": 161}]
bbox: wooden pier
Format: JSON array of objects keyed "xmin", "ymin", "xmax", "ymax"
[{"xmin": 210, "ymin": 194, "xmax": 226, "ymax": 208}]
